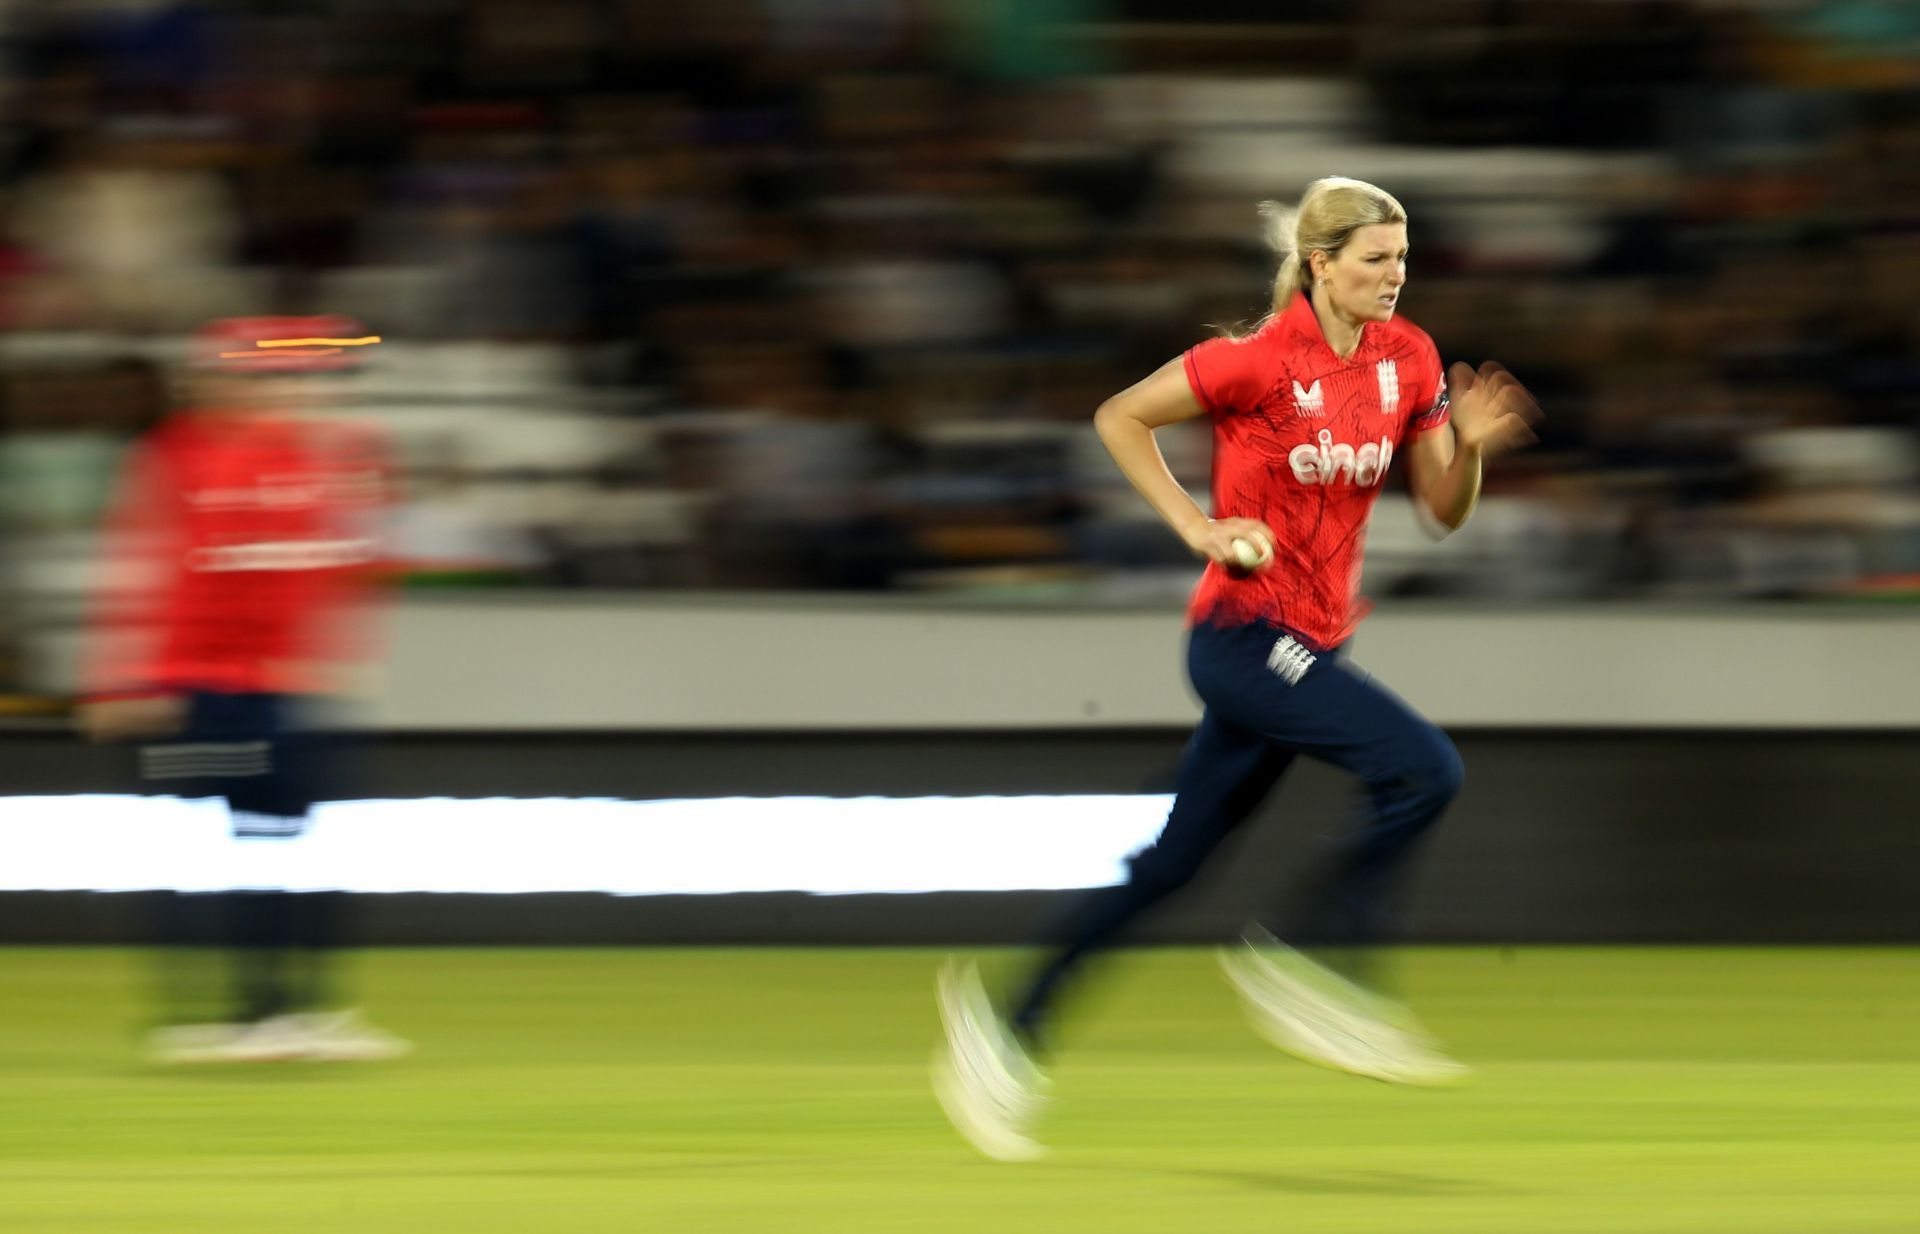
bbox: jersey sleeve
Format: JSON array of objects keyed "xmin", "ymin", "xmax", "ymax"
[
  {"xmin": 1405, "ymin": 342, "xmax": 1451, "ymax": 439},
  {"xmin": 80, "ymin": 437, "xmax": 185, "ymax": 701},
  {"xmin": 283, "ymin": 424, "xmax": 392, "ymax": 685},
  {"xmin": 1182, "ymin": 334, "xmax": 1273, "ymax": 417}
]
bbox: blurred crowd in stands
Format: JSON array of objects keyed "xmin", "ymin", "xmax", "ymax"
[{"xmin": 1, "ymin": 0, "xmax": 1917, "ymax": 692}]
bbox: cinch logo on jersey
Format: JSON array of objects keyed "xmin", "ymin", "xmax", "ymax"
[
  {"xmin": 188, "ymin": 481, "xmax": 324, "ymax": 511},
  {"xmin": 191, "ymin": 538, "xmax": 377, "ymax": 573},
  {"xmin": 1267, "ymin": 635, "xmax": 1316, "ymax": 685},
  {"xmin": 1288, "ymin": 430, "xmax": 1395, "ymax": 487}
]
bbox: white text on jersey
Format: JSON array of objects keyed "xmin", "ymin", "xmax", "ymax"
[{"xmin": 1288, "ymin": 430, "xmax": 1395, "ymax": 487}]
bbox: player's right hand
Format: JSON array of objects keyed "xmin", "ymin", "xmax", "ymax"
[
  {"xmin": 77, "ymin": 695, "xmax": 186, "ymax": 743},
  {"xmin": 1181, "ymin": 517, "xmax": 1277, "ymax": 569}
]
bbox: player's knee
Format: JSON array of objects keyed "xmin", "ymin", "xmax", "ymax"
[
  {"xmin": 1126, "ymin": 846, "xmax": 1204, "ymax": 897},
  {"xmin": 1411, "ymin": 737, "xmax": 1465, "ymax": 812}
]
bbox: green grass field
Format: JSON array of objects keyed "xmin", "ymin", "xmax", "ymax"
[{"xmin": 2, "ymin": 947, "xmax": 1916, "ymax": 1233}]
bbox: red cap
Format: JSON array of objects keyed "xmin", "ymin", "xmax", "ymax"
[{"xmin": 190, "ymin": 315, "xmax": 381, "ymax": 372}]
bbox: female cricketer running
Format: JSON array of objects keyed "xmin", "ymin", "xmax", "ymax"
[{"xmin": 936, "ymin": 176, "xmax": 1543, "ymax": 1160}]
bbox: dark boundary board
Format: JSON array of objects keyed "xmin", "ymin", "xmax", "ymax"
[{"xmin": 3, "ymin": 728, "xmax": 1914, "ymax": 943}]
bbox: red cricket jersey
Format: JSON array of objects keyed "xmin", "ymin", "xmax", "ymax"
[
  {"xmin": 85, "ymin": 412, "xmax": 387, "ymax": 700},
  {"xmin": 1182, "ymin": 291, "xmax": 1450, "ymax": 648}
]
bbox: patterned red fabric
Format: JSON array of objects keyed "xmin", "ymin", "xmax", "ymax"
[
  {"xmin": 1182, "ymin": 291, "xmax": 1450, "ymax": 648},
  {"xmin": 84, "ymin": 413, "xmax": 389, "ymax": 700}
]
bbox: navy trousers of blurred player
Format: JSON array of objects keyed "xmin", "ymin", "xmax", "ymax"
[
  {"xmin": 1010, "ymin": 620, "xmax": 1464, "ymax": 1048},
  {"xmin": 141, "ymin": 692, "xmax": 345, "ymax": 1026}
]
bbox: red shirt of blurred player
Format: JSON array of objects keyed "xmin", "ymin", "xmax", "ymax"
[
  {"xmin": 1181, "ymin": 290, "xmax": 1449, "ymax": 648},
  {"xmin": 85, "ymin": 318, "xmax": 387, "ymax": 703}
]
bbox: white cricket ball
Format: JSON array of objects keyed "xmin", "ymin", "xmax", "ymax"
[{"xmin": 1228, "ymin": 537, "xmax": 1271, "ymax": 570}]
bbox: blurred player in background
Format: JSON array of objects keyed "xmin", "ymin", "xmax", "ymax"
[
  {"xmin": 78, "ymin": 316, "xmax": 408, "ymax": 1064},
  {"xmin": 936, "ymin": 177, "xmax": 1542, "ymax": 1159}
]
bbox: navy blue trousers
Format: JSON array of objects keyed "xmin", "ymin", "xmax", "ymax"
[
  {"xmin": 1010, "ymin": 621, "xmax": 1464, "ymax": 1047},
  {"xmin": 138, "ymin": 692, "xmax": 343, "ymax": 1023},
  {"xmin": 138, "ymin": 692, "xmax": 320, "ymax": 835}
]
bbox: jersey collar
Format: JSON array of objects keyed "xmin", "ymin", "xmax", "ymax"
[{"xmin": 1280, "ymin": 290, "xmax": 1372, "ymax": 364}]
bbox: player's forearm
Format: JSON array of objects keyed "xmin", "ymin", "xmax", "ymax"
[
  {"xmin": 1422, "ymin": 435, "xmax": 1484, "ymax": 532},
  {"xmin": 1095, "ymin": 407, "xmax": 1209, "ymax": 544}
]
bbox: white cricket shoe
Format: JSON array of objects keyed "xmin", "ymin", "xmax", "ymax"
[
  {"xmin": 285, "ymin": 1010, "xmax": 413, "ymax": 1062},
  {"xmin": 145, "ymin": 1017, "xmax": 307, "ymax": 1064},
  {"xmin": 1219, "ymin": 928, "xmax": 1469, "ymax": 1087},
  {"xmin": 932, "ymin": 959, "xmax": 1051, "ymax": 1162},
  {"xmin": 148, "ymin": 1011, "xmax": 412, "ymax": 1064},
  {"xmin": 145, "ymin": 1022, "xmax": 252, "ymax": 1065}
]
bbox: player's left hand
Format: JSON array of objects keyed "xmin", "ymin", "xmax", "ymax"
[
  {"xmin": 77, "ymin": 695, "xmax": 186, "ymax": 743},
  {"xmin": 1447, "ymin": 361, "xmax": 1542, "ymax": 460}
]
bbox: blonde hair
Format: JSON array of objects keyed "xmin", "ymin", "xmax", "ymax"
[{"xmin": 1259, "ymin": 176, "xmax": 1408, "ymax": 317}]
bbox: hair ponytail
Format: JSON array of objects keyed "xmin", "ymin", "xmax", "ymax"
[{"xmin": 1257, "ymin": 199, "xmax": 1303, "ymax": 317}]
